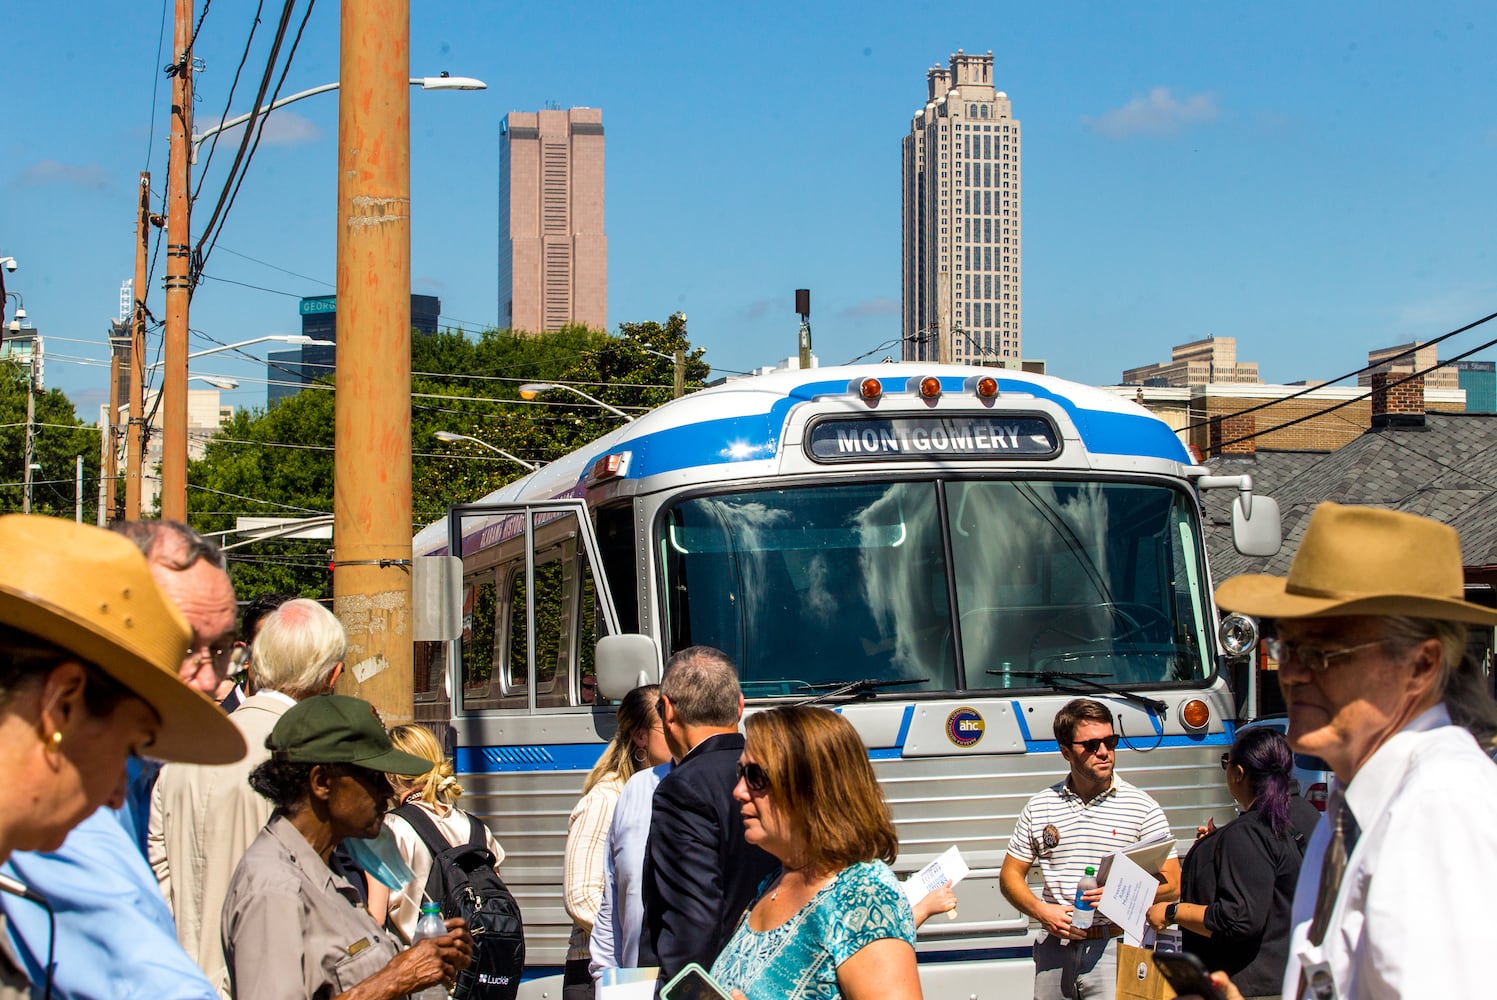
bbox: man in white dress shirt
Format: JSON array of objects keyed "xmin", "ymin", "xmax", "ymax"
[{"xmin": 1210, "ymin": 502, "xmax": 1497, "ymax": 1000}]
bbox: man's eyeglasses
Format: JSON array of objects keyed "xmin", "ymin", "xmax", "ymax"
[
  {"xmin": 184, "ymin": 642, "xmax": 246, "ymax": 676},
  {"xmin": 735, "ymin": 761, "xmax": 771, "ymax": 794},
  {"xmin": 1069, "ymin": 735, "xmax": 1120, "ymax": 755},
  {"xmin": 1264, "ymin": 637, "xmax": 1387, "ymax": 673},
  {"xmin": 1220, "ymin": 752, "xmax": 1232, "ymax": 771}
]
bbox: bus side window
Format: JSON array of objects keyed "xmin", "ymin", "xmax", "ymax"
[
  {"xmin": 460, "ymin": 576, "xmax": 503, "ymax": 709},
  {"xmin": 532, "ymin": 549, "xmax": 568, "ymax": 708},
  {"xmin": 414, "ymin": 641, "xmax": 444, "ymax": 703},
  {"xmin": 595, "ymin": 504, "xmax": 638, "ymax": 635},
  {"xmin": 503, "ymin": 565, "xmax": 532, "ymax": 700}
]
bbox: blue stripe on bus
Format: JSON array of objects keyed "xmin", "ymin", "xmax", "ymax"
[
  {"xmin": 1022, "ymin": 731, "xmax": 1231, "ymax": 754},
  {"xmin": 1011, "ymin": 701, "xmax": 1034, "ymax": 742},
  {"xmin": 581, "ymin": 376, "xmax": 1191, "ymax": 482},
  {"xmin": 453, "ymin": 731, "xmax": 1231, "ymax": 773},
  {"xmin": 894, "ymin": 704, "xmax": 915, "ymax": 748}
]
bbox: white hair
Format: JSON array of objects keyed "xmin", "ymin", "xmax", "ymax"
[{"xmin": 251, "ymin": 599, "xmax": 345, "ymax": 699}]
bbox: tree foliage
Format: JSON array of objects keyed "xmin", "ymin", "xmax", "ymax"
[
  {"xmin": 186, "ymin": 316, "xmax": 709, "ymax": 600},
  {"xmin": 0, "ymin": 359, "xmax": 102, "ymax": 519}
]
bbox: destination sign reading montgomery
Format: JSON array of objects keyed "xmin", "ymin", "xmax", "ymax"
[{"xmin": 806, "ymin": 415, "xmax": 1058, "ymax": 462}]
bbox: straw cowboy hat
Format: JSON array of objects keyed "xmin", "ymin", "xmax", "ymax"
[
  {"xmin": 1216, "ymin": 501, "xmax": 1497, "ymax": 625},
  {"xmin": 0, "ymin": 515, "xmax": 245, "ymax": 765}
]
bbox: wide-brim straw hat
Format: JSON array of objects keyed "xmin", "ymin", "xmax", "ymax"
[
  {"xmin": 0, "ymin": 515, "xmax": 245, "ymax": 765},
  {"xmin": 1216, "ymin": 501, "xmax": 1497, "ymax": 625}
]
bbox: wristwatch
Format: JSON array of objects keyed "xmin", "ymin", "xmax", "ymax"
[{"xmin": 1164, "ymin": 902, "xmax": 1179, "ymax": 926}]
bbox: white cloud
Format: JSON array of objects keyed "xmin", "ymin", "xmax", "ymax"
[
  {"xmin": 1082, "ymin": 88, "xmax": 1219, "ymax": 139},
  {"xmin": 16, "ymin": 160, "xmax": 113, "ymax": 190},
  {"xmin": 198, "ymin": 110, "xmax": 321, "ymax": 149}
]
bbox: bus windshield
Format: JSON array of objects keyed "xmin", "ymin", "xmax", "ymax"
[{"xmin": 658, "ymin": 479, "xmax": 1213, "ymax": 696}]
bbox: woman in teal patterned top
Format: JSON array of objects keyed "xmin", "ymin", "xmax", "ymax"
[{"xmin": 710, "ymin": 706, "xmax": 923, "ymax": 1000}]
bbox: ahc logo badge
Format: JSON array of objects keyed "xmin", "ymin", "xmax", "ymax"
[{"xmin": 945, "ymin": 707, "xmax": 985, "ymax": 748}]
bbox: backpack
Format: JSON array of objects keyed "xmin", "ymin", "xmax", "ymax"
[{"xmin": 392, "ymin": 803, "xmax": 525, "ymax": 1000}]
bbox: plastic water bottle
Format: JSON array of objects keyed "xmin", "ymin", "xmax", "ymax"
[
  {"xmin": 412, "ymin": 902, "xmax": 449, "ymax": 1000},
  {"xmin": 1071, "ymin": 866, "xmax": 1098, "ymax": 933}
]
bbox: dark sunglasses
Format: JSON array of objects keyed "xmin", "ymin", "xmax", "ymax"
[
  {"xmin": 1220, "ymin": 752, "xmax": 1232, "ymax": 771},
  {"xmin": 1070, "ymin": 734, "xmax": 1121, "ymax": 755},
  {"xmin": 735, "ymin": 761, "xmax": 770, "ymax": 794}
]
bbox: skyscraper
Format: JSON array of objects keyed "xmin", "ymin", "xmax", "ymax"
[
  {"xmin": 498, "ymin": 108, "xmax": 607, "ymax": 334},
  {"xmin": 901, "ymin": 51, "xmax": 1021, "ymax": 366}
]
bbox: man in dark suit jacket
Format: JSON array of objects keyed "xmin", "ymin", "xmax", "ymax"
[{"xmin": 640, "ymin": 646, "xmax": 776, "ymax": 984}]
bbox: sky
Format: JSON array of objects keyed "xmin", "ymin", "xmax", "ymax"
[{"xmin": 4, "ymin": 1, "xmax": 1496, "ymax": 419}]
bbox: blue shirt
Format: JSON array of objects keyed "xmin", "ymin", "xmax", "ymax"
[
  {"xmin": 590, "ymin": 761, "xmax": 671, "ymax": 978},
  {"xmin": 711, "ymin": 861, "xmax": 915, "ymax": 1000},
  {"xmin": 1, "ymin": 807, "xmax": 218, "ymax": 1000}
]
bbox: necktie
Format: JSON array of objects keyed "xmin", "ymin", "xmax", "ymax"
[{"xmin": 1298, "ymin": 792, "xmax": 1360, "ymax": 998}]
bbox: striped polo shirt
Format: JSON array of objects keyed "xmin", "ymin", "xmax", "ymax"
[{"xmin": 1006, "ymin": 774, "xmax": 1176, "ymax": 910}]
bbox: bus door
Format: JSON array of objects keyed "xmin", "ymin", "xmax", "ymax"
[{"xmin": 446, "ymin": 500, "xmax": 623, "ymax": 715}]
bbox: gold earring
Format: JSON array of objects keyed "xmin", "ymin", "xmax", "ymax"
[{"xmin": 48, "ymin": 731, "xmax": 62, "ymax": 748}]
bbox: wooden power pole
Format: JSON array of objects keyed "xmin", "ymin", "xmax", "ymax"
[
  {"xmin": 160, "ymin": 0, "xmax": 193, "ymax": 521},
  {"xmin": 332, "ymin": 0, "xmax": 415, "ymax": 723},
  {"xmin": 126, "ymin": 172, "xmax": 151, "ymax": 519}
]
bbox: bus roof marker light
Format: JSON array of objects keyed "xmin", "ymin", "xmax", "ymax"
[
  {"xmin": 975, "ymin": 376, "xmax": 999, "ymax": 399},
  {"xmin": 918, "ymin": 376, "xmax": 942, "ymax": 400},
  {"xmin": 586, "ymin": 451, "xmax": 631, "ymax": 485},
  {"xmin": 858, "ymin": 377, "xmax": 883, "ymax": 404}
]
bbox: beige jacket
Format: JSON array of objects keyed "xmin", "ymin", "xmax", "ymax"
[{"xmin": 148, "ymin": 691, "xmax": 291, "ymax": 994}]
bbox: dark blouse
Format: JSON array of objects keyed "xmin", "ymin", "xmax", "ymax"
[{"xmin": 1179, "ymin": 803, "xmax": 1307, "ymax": 997}]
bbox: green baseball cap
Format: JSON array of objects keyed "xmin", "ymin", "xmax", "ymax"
[{"xmin": 268, "ymin": 695, "xmax": 434, "ymax": 774}]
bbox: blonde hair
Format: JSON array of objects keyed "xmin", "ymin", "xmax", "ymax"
[
  {"xmin": 581, "ymin": 684, "xmax": 660, "ymax": 794},
  {"xmin": 386, "ymin": 724, "xmax": 463, "ymax": 806}
]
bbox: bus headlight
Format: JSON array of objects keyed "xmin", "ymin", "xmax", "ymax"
[{"xmin": 1218, "ymin": 613, "xmax": 1259, "ymax": 657}]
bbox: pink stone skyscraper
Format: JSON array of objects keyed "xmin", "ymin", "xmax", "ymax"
[{"xmin": 498, "ymin": 108, "xmax": 607, "ymax": 334}]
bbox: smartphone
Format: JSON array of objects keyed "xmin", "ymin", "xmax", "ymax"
[
  {"xmin": 660, "ymin": 963, "xmax": 734, "ymax": 1000},
  {"xmin": 1152, "ymin": 951, "xmax": 1226, "ymax": 1000}
]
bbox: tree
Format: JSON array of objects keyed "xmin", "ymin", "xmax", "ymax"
[
  {"xmin": 187, "ymin": 317, "xmax": 710, "ymax": 600},
  {"xmin": 0, "ymin": 359, "xmax": 101, "ymax": 519}
]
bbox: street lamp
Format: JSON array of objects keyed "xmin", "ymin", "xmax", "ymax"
[
  {"xmin": 433, "ymin": 431, "xmax": 537, "ymax": 471},
  {"xmin": 191, "ymin": 75, "xmax": 488, "ymax": 162},
  {"xmin": 518, "ymin": 382, "xmax": 635, "ymax": 422},
  {"xmin": 146, "ymin": 335, "xmax": 332, "ymax": 372},
  {"xmin": 191, "ymin": 376, "xmax": 240, "ymax": 390}
]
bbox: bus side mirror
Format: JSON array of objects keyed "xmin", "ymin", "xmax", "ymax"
[
  {"xmin": 1232, "ymin": 493, "xmax": 1282, "ymax": 557},
  {"xmin": 596, "ymin": 634, "xmax": 661, "ymax": 701}
]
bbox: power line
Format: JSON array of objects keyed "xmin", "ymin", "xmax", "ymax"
[
  {"xmin": 194, "ymin": 0, "xmax": 268, "ymax": 196},
  {"xmin": 1217, "ymin": 325, "xmax": 1497, "ymax": 450},
  {"xmin": 189, "ymin": 0, "xmax": 300, "ymax": 278},
  {"xmin": 1185, "ymin": 308, "xmax": 1497, "ymax": 434}
]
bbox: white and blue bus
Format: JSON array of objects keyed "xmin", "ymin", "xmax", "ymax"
[{"xmin": 410, "ymin": 363, "xmax": 1278, "ymax": 998}]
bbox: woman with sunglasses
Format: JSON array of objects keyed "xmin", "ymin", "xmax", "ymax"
[
  {"xmin": 222, "ymin": 695, "xmax": 474, "ymax": 1000},
  {"xmin": 1145, "ymin": 726, "xmax": 1312, "ymax": 1000},
  {"xmin": 561, "ymin": 684, "xmax": 671, "ymax": 999},
  {"xmin": 711, "ymin": 706, "xmax": 922, "ymax": 1000}
]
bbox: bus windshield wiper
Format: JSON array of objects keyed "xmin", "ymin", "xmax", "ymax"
[
  {"xmin": 794, "ymin": 677, "xmax": 927, "ymax": 707},
  {"xmin": 999, "ymin": 668, "xmax": 1168, "ymax": 717}
]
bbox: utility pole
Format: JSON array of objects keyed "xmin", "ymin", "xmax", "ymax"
[
  {"xmin": 21, "ymin": 338, "xmax": 38, "ymax": 515},
  {"xmin": 75, "ymin": 455, "xmax": 83, "ymax": 523},
  {"xmin": 161, "ymin": 0, "xmax": 194, "ymax": 521},
  {"xmin": 103, "ymin": 321, "xmax": 126, "ymax": 525},
  {"xmin": 672, "ymin": 349, "xmax": 685, "ymax": 399},
  {"xmin": 332, "ymin": 0, "xmax": 414, "ymax": 723},
  {"xmin": 127, "ymin": 172, "xmax": 153, "ymax": 519}
]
